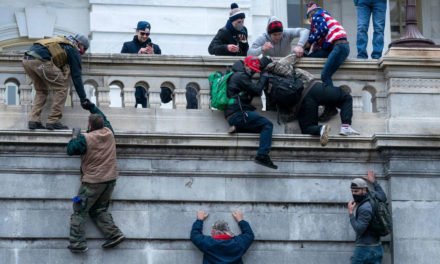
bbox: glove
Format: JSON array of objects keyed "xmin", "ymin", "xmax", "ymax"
[
  {"xmin": 72, "ymin": 127, "xmax": 81, "ymax": 138},
  {"xmin": 81, "ymin": 98, "xmax": 95, "ymax": 110}
]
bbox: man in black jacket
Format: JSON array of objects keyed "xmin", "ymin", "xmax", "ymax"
[
  {"xmin": 225, "ymin": 55, "xmax": 277, "ymax": 169},
  {"xmin": 208, "ymin": 3, "xmax": 248, "ymax": 56},
  {"xmin": 190, "ymin": 210, "xmax": 254, "ymax": 264},
  {"xmin": 121, "ymin": 21, "xmax": 161, "ymax": 55},
  {"xmin": 348, "ymin": 171, "xmax": 387, "ymax": 264},
  {"xmin": 23, "ymin": 34, "xmax": 91, "ymax": 130}
]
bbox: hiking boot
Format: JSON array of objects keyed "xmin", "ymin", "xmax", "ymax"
[
  {"xmin": 339, "ymin": 125, "xmax": 360, "ymax": 136},
  {"xmin": 46, "ymin": 122, "xmax": 69, "ymax": 130},
  {"xmin": 318, "ymin": 107, "xmax": 338, "ymax": 122},
  {"xmin": 228, "ymin": 125, "xmax": 236, "ymax": 134},
  {"xmin": 67, "ymin": 245, "xmax": 88, "ymax": 253},
  {"xmin": 102, "ymin": 234, "xmax": 125, "ymax": 249},
  {"xmin": 254, "ymin": 155, "xmax": 278, "ymax": 170},
  {"xmin": 28, "ymin": 121, "xmax": 45, "ymax": 129},
  {"xmin": 320, "ymin": 125, "xmax": 331, "ymax": 147}
]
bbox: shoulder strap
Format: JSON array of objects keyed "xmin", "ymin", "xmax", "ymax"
[{"xmin": 35, "ymin": 36, "xmax": 74, "ymax": 68}]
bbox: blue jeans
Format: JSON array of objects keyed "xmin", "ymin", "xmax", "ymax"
[
  {"xmin": 227, "ymin": 111, "xmax": 273, "ymax": 156},
  {"xmin": 355, "ymin": 0, "xmax": 387, "ymax": 59},
  {"xmin": 351, "ymin": 245, "xmax": 384, "ymax": 264},
  {"xmin": 308, "ymin": 43, "xmax": 350, "ymax": 88}
]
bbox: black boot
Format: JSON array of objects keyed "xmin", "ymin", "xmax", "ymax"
[
  {"xmin": 254, "ymin": 154, "xmax": 278, "ymax": 170},
  {"xmin": 46, "ymin": 122, "xmax": 69, "ymax": 130},
  {"xmin": 28, "ymin": 121, "xmax": 46, "ymax": 129}
]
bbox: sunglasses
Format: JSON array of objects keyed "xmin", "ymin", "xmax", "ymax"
[{"xmin": 139, "ymin": 32, "xmax": 150, "ymax": 36}]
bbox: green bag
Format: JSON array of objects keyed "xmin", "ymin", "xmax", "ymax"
[{"xmin": 208, "ymin": 71, "xmax": 235, "ymax": 110}]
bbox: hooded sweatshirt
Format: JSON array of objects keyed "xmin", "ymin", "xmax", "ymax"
[{"xmin": 248, "ymin": 16, "xmax": 309, "ymax": 57}]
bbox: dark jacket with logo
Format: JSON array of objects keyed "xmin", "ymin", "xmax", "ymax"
[
  {"xmin": 224, "ymin": 60, "xmax": 262, "ymax": 118},
  {"xmin": 190, "ymin": 219, "xmax": 254, "ymax": 264},
  {"xmin": 208, "ymin": 26, "xmax": 249, "ymax": 56},
  {"xmin": 121, "ymin": 35, "xmax": 162, "ymax": 54},
  {"xmin": 28, "ymin": 43, "xmax": 87, "ymax": 101},
  {"xmin": 349, "ymin": 181, "xmax": 387, "ymax": 245}
]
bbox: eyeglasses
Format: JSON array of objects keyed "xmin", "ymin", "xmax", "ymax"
[{"xmin": 139, "ymin": 32, "xmax": 150, "ymax": 36}]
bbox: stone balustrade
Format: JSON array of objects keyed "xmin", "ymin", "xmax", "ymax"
[{"xmin": 1, "ymin": 47, "xmax": 440, "ymax": 135}]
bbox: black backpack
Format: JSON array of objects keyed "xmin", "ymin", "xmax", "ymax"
[
  {"xmin": 269, "ymin": 75, "xmax": 304, "ymax": 110},
  {"xmin": 365, "ymin": 193, "xmax": 393, "ymax": 236}
]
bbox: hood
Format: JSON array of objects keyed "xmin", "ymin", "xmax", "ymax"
[
  {"xmin": 267, "ymin": 16, "xmax": 281, "ymax": 26},
  {"xmin": 231, "ymin": 60, "xmax": 246, "ymax": 73}
]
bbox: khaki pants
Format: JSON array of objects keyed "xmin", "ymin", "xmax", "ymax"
[{"xmin": 22, "ymin": 59, "xmax": 70, "ymax": 124}]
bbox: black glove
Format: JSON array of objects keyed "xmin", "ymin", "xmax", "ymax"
[
  {"xmin": 259, "ymin": 56, "xmax": 273, "ymax": 71},
  {"xmin": 72, "ymin": 128, "xmax": 81, "ymax": 138},
  {"xmin": 81, "ymin": 98, "xmax": 95, "ymax": 110}
]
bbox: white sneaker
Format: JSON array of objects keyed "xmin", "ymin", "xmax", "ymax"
[
  {"xmin": 339, "ymin": 125, "xmax": 360, "ymax": 136},
  {"xmin": 320, "ymin": 125, "xmax": 331, "ymax": 146}
]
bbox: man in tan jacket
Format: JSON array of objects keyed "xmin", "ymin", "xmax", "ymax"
[{"xmin": 66, "ymin": 100, "xmax": 124, "ymax": 253}]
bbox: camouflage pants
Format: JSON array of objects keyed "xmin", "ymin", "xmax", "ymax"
[{"xmin": 69, "ymin": 180, "xmax": 123, "ymax": 248}]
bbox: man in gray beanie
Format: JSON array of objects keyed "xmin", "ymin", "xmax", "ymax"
[
  {"xmin": 190, "ymin": 210, "xmax": 254, "ymax": 263},
  {"xmin": 348, "ymin": 170, "xmax": 387, "ymax": 264},
  {"xmin": 23, "ymin": 34, "xmax": 92, "ymax": 130}
]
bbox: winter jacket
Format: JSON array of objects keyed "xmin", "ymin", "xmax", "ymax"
[
  {"xmin": 307, "ymin": 8, "xmax": 347, "ymax": 50},
  {"xmin": 190, "ymin": 219, "xmax": 254, "ymax": 264},
  {"xmin": 121, "ymin": 35, "xmax": 162, "ymax": 54},
  {"xmin": 208, "ymin": 25, "xmax": 249, "ymax": 56},
  {"xmin": 27, "ymin": 43, "xmax": 87, "ymax": 101},
  {"xmin": 67, "ymin": 105, "xmax": 118, "ymax": 184},
  {"xmin": 224, "ymin": 60, "xmax": 263, "ymax": 118},
  {"xmin": 350, "ymin": 181, "xmax": 387, "ymax": 245},
  {"xmin": 248, "ymin": 17, "xmax": 309, "ymax": 57}
]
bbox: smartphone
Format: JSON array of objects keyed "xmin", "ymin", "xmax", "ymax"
[{"xmin": 147, "ymin": 42, "xmax": 153, "ymax": 47}]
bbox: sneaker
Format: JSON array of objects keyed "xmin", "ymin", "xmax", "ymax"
[
  {"xmin": 228, "ymin": 125, "xmax": 236, "ymax": 134},
  {"xmin": 46, "ymin": 122, "xmax": 69, "ymax": 130},
  {"xmin": 102, "ymin": 234, "xmax": 125, "ymax": 249},
  {"xmin": 254, "ymin": 155, "xmax": 278, "ymax": 170},
  {"xmin": 318, "ymin": 107, "xmax": 338, "ymax": 122},
  {"xmin": 320, "ymin": 125, "xmax": 331, "ymax": 146},
  {"xmin": 339, "ymin": 125, "xmax": 360, "ymax": 136},
  {"xmin": 28, "ymin": 121, "xmax": 45, "ymax": 129},
  {"xmin": 67, "ymin": 245, "xmax": 88, "ymax": 253}
]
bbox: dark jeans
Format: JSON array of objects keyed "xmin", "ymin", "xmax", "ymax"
[
  {"xmin": 355, "ymin": 0, "xmax": 387, "ymax": 59},
  {"xmin": 307, "ymin": 43, "xmax": 350, "ymax": 88},
  {"xmin": 298, "ymin": 83, "xmax": 353, "ymax": 135},
  {"xmin": 351, "ymin": 245, "xmax": 384, "ymax": 264},
  {"xmin": 69, "ymin": 180, "xmax": 123, "ymax": 248},
  {"xmin": 227, "ymin": 111, "xmax": 273, "ymax": 156}
]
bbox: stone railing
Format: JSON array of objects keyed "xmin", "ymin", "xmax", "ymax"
[{"xmin": 1, "ymin": 47, "xmax": 440, "ymax": 134}]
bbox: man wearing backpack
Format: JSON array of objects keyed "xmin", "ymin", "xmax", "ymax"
[
  {"xmin": 225, "ymin": 55, "xmax": 277, "ymax": 169},
  {"xmin": 348, "ymin": 170, "xmax": 387, "ymax": 264}
]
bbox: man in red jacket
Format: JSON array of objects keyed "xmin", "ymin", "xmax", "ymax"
[{"xmin": 190, "ymin": 210, "xmax": 255, "ymax": 264}]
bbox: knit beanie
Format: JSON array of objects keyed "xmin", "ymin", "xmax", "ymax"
[
  {"xmin": 229, "ymin": 3, "xmax": 245, "ymax": 22},
  {"xmin": 267, "ymin": 19, "xmax": 283, "ymax": 35}
]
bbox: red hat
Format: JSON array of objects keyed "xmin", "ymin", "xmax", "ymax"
[
  {"xmin": 243, "ymin": 56, "xmax": 261, "ymax": 72},
  {"xmin": 267, "ymin": 21, "xmax": 283, "ymax": 34}
]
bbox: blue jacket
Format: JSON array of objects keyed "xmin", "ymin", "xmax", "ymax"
[
  {"xmin": 190, "ymin": 219, "xmax": 254, "ymax": 264},
  {"xmin": 121, "ymin": 35, "xmax": 161, "ymax": 54}
]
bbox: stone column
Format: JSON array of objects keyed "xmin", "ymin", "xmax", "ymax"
[
  {"xmin": 19, "ymin": 84, "xmax": 33, "ymax": 106},
  {"xmin": 0, "ymin": 84, "xmax": 5, "ymax": 106},
  {"xmin": 148, "ymin": 88, "xmax": 161, "ymax": 109},
  {"xmin": 97, "ymin": 86, "xmax": 110, "ymax": 107},
  {"xmin": 199, "ymin": 89, "xmax": 210, "ymax": 109},
  {"xmin": 174, "ymin": 89, "xmax": 185, "ymax": 109},
  {"xmin": 123, "ymin": 87, "xmax": 135, "ymax": 108}
]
